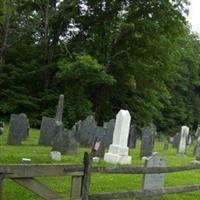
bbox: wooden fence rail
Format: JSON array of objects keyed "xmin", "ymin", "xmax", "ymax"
[
  {"xmin": 91, "ymin": 163, "xmax": 200, "ymax": 174},
  {"xmin": 1, "ymin": 157, "xmax": 200, "ymax": 200}
]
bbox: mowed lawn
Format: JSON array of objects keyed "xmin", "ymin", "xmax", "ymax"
[{"xmin": 0, "ymin": 125, "xmax": 200, "ymax": 200}]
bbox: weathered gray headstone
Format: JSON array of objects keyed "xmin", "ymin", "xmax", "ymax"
[
  {"xmin": 94, "ymin": 127, "xmax": 106, "ymax": 158},
  {"xmin": 77, "ymin": 116, "xmax": 97, "ymax": 146},
  {"xmin": 7, "ymin": 114, "xmax": 29, "ymax": 145},
  {"xmin": 163, "ymin": 141, "xmax": 169, "ymax": 150},
  {"xmin": 52, "ymin": 123, "xmax": 77, "ymax": 155},
  {"xmin": 142, "ymin": 152, "xmax": 166, "ymax": 190},
  {"xmin": 55, "ymin": 94, "xmax": 64, "ymax": 122},
  {"xmin": 39, "ymin": 116, "xmax": 56, "ymax": 146},
  {"xmin": 103, "ymin": 119, "xmax": 115, "ymax": 147},
  {"xmin": 150, "ymin": 123, "xmax": 157, "ymax": 146},
  {"xmin": 51, "ymin": 122, "xmax": 66, "ymax": 154},
  {"xmin": 19, "ymin": 113, "xmax": 30, "ymax": 140},
  {"xmin": 72, "ymin": 120, "xmax": 82, "ymax": 142},
  {"xmin": 140, "ymin": 127, "xmax": 154, "ymax": 158},
  {"xmin": 172, "ymin": 133, "xmax": 180, "ymax": 148},
  {"xmin": 66, "ymin": 129, "xmax": 78, "ymax": 155},
  {"xmin": 195, "ymin": 125, "xmax": 200, "ymax": 138},
  {"xmin": 195, "ymin": 137, "xmax": 200, "ymax": 161},
  {"xmin": 158, "ymin": 132, "xmax": 164, "ymax": 142},
  {"xmin": 128, "ymin": 125, "xmax": 137, "ymax": 149}
]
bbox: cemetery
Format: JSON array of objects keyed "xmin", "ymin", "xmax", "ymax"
[
  {"xmin": 1, "ymin": 104, "xmax": 200, "ymax": 199},
  {"xmin": 1, "ymin": 0, "xmax": 200, "ymax": 199}
]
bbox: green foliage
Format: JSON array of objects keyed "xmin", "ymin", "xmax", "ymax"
[{"xmin": 0, "ymin": 0, "xmax": 200, "ymax": 133}]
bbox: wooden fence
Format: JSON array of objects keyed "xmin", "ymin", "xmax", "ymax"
[{"xmin": 1, "ymin": 153, "xmax": 200, "ymax": 200}]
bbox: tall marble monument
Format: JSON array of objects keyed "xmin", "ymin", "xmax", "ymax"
[
  {"xmin": 178, "ymin": 125, "xmax": 189, "ymax": 155},
  {"xmin": 104, "ymin": 110, "xmax": 132, "ymax": 164}
]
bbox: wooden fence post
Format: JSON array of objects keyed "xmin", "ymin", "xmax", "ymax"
[
  {"xmin": 82, "ymin": 152, "xmax": 91, "ymax": 200},
  {"xmin": 70, "ymin": 176, "xmax": 82, "ymax": 200},
  {"xmin": 0, "ymin": 174, "xmax": 4, "ymax": 200}
]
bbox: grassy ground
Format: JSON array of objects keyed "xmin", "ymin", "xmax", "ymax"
[{"xmin": 0, "ymin": 125, "xmax": 200, "ymax": 200}]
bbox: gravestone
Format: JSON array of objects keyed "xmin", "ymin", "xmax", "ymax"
[
  {"xmin": 150, "ymin": 123, "xmax": 157, "ymax": 146},
  {"xmin": 195, "ymin": 137, "xmax": 200, "ymax": 161},
  {"xmin": 77, "ymin": 116, "xmax": 97, "ymax": 146},
  {"xmin": 142, "ymin": 152, "xmax": 166, "ymax": 190},
  {"xmin": 140, "ymin": 127, "xmax": 154, "ymax": 158},
  {"xmin": 158, "ymin": 132, "xmax": 164, "ymax": 142},
  {"xmin": 66, "ymin": 130, "xmax": 78, "ymax": 155},
  {"xmin": 187, "ymin": 135, "xmax": 192, "ymax": 145},
  {"xmin": 172, "ymin": 133, "xmax": 180, "ymax": 148},
  {"xmin": 163, "ymin": 141, "xmax": 169, "ymax": 150},
  {"xmin": 94, "ymin": 126, "xmax": 106, "ymax": 157},
  {"xmin": 39, "ymin": 116, "xmax": 56, "ymax": 145},
  {"xmin": 104, "ymin": 110, "xmax": 132, "ymax": 165},
  {"xmin": 55, "ymin": 94, "xmax": 64, "ymax": 122},
  {"xmin": 178, "ymin": 126, "xmax": 189, "ymax": 155},
  {"xmin": 51, "ymin": 122, "xmax": 66, "ymax": 154},
  {"xmin": 169, "ymin": 136, "xmax": 174, "ymax": 144},
  {"xmin": 19, "ymin": 113, "xmax": 30, "ymax": 140},
  {"xmin": 128, "ymin": 125, "xmax": 137, "ymax": 149},
  {"xmin": 72, "ymin": 120, "xmax": 82, "ymax": 142},
  {"xmin": 103, "ymin": 119, "xmax": 115, "ymax": 147},
  {"xmin": 52, "ymin": 123, "xmax": 77, "ymax": 155},
  {"xmin": 7, "ymin": 114, "xmax": 29, "ymax": 145},
  {"xmin": 195, "ymin": 125, "xmax": 200, "ymax": 139}
]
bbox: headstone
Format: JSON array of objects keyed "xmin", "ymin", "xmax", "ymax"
[
  {"xmin": 195, "ymin": 125, "xmax": 200, "ymax": 139},
  {"xmin": 104, "ymin": 110, "xmax": 132, "ymax": 165},
  {"xmin": 172, "ymin": 133, "xmax": 180, "ymax": 148},
  {"xmin": 187, "ymin": 135, "xmax": 192, "ymax": 145},
  {"xmin": 51, "ymin": 122, "xmax": 67, "ymax": 154},
  {"xmin": 163, "ymin": 141, "xmax": 169, "ymax": 150},
  {"xmin": 7, "ymin": 114, "xmax": 29, "ymax": 145},
  {"xmin": 55, "ymin": 94, "xmax": 64, "ymax": 122},
  {"xmin": 72, "ymin": 120, "xmax": 82, "ymax": 142},
  {"xmin": 158, "ymin": 132, "xmax": 164, "ymax": 142},
  {"xmin": 195, "ymin": 137, "xmax": 200, "ymax": 161},
  {"xmin": 142, "ymin": 152, "xmax": 166, "ymax": 190},
  {"xmin": 51, "ymin": 151, "xmax": 61, "ymax": 161},
  {"xmin": 103, "ymin": 119, "xmax": 115, "ymax": 147},
  {"xmin": 178, "ymin": 126, "xmax": 189, "ymax": 155},
  {"xmin": 39, "ymin": 116, "xmax": 56, "ymax": 146},
  {"xmin": 169, "ymin": 136, "xmax": 174, "ymax": 144},
  {"xmin": 150, "ymin": 123, "xmax": 157, "ymax": 146},
  {"xmin": 128, "ymin": 125, "xmax": 137, "ymax": 149},
  {"xmin": 76, "ymin": 116, "xmax": 97, "ymax": 146},
  {"xmin": 140, "ymin": 127, "xmax": 154, "ymax": 158},
  {"xmin": 52, "ymin": 123, "xmax": 77, "ymax": 155},
  {"xmin": 0, "ymin": 122, "xmax": 4, "ymax": 135},
  {"xmin": 94, "ymin": 127, "xmax": 106, "ymax": 158},
  {"xmin": 19, "ymin": 113, "xmax": 30, "ymax": 140},
  {"xmin": 66, "ymin": 130, "xmax": 78, "ymax": 155}
]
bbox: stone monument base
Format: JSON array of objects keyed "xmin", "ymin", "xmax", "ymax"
[{"xmin": 104, "ymin": 152, "xmax": 132, "ymax": 164}]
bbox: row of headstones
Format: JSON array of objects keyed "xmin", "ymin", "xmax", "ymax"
[{"xmin": 39, "ymin": 115, "xmax": 138, "ymax": 156}]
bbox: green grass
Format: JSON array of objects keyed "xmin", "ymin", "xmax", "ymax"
[{"xmin": 0, "ymin": 125, "xmax": 200, "ymax": 200}]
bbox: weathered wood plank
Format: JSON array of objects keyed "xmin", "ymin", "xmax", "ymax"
[
  {"xmin": 0, "ymin": 174, "xmax": 4, "ymax": 200},
  {"xmin": 91, "ymin": 164, "xmax": 200, "ymax": 174},
  {"xmin": 89, "ymin": 184, "xmax": 200, "ymax": 200},
  {"xmin": 0, "ymin": 164, "xmax": 84, "ymax": 178},
  {"xmin": 70, "ymin": 176, "xmax": 82, "ymax": 200},
  {"xmin": 12, "ymin": 177, "xmax": 66, "ymax": 200}
]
